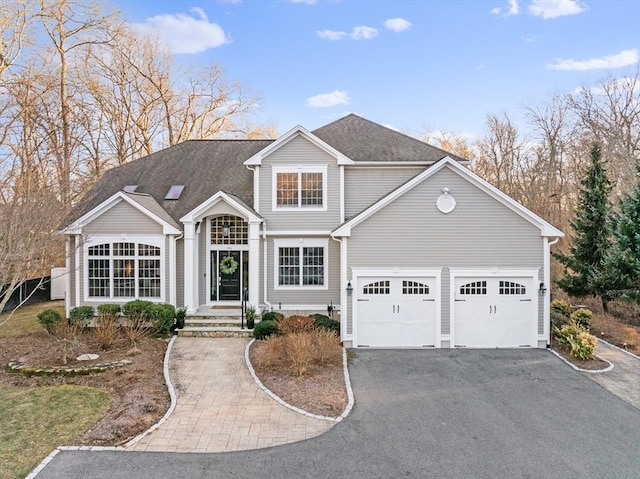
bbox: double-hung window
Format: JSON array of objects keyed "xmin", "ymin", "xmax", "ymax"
[
  {"xmin": 274, "ymin": 239, "xmax": 328, "ymax": 289},
  {"xmin": 273, "ymin": 166, "xmax": 327, "ymax": 210},
  {"xmin": 87, "ymin": 240, "xmax": 162, "ymax": 300}
]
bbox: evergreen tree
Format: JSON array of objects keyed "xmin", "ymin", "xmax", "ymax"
[
  {"xmin": 602, "ymin": 170, "xmax": 640, "ymax": 303},
  {"xmin": 556, "ymin": 143, "xmax": 613, "ymax": 310}
]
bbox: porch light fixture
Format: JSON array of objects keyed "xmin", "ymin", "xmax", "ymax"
[
  {"xmin": 539, "ymin": 282, "xmax": 547, "ymax": 296},
  {"xmin": 346, "ymin": 281, "xmax": 353, "ymax": 296},
  {"xmin": 222, "ymin": 222, "xmax": 230, "ymax": 237}
]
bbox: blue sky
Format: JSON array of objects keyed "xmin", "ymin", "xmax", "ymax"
[{"xmin": 110, "ymin": 0, "xmax": 640, "ymax": 138}]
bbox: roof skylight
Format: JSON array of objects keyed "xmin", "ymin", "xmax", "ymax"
[{"xmin": 165, "ymin": 185, "xmax": 185, "ymax": 200}]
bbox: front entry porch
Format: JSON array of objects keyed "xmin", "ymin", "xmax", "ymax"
[
  {"xmin": 181, "ymin": 193, "xmax": 262, "ymax": 315},
  {"xmin": 178, "ymin": 305, "xmax": 255, "ymax": 338}
]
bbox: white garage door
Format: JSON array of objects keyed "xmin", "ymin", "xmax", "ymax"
[
  {"xmin": 453, "ymin": 277, "xmax": 535, "ymax": 348},
  {"xmin": 356, "ymin": 277, "xmax": 436, "ymax": 348}
]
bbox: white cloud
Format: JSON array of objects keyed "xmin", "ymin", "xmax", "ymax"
[
  {"xmin": 352, "ymin": 26, "xmax": 378, "ymax": 40},
  {"xmin": 305, "ymin": 90, "xmax": 350, "ymax": 108},
  {"xmin": 491, "ymin": 0, "xmax": 519, "ymax": 16},
  {"xmin": 529, "ymin": 0, "xmax": 586, "ymax": 19},
  {"xmin": 574, "ymin": 77, "xmax": 640, "ymax": 96},
  {"xmin": 384, "ymin": 18, "xmax": 412, "ymax": 33},
  {"xmin": 316, "ymin": 25, "xmax": 378, "ymax": 41},
  {"xmin": 548, "ymin": 49, "xmax": 639, "ymax": 71},
  {"xmin": 316, "ymin": 29, "xmax": 348, "ymax": 40},
  {"xmin": 133, "ymin": 7, "xmax": 228, "ymax": 54}
]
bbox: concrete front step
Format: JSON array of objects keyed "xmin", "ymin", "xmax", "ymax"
[
  {"xmin": 185, "ymin": 318, "xmax": 248, "ymax": 328},
  {"xmin": 177, "ymin": 327, "xmax": 254, "ymax": 338}
]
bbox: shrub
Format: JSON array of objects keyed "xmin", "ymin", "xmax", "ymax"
[
  {"xmin": 554, "ymin": 322, "xmax": 597, "ymax": 360},
  {"xmin": 69, "ymin": 306, "xmax": 94, "ymax": 327},
  {"xmin": 287, "ymin": 331, "xmax": 314, "ymax": 377},
  {"xmin": 277, "ymin": 315, "xmax": 316, "ymax": 334},
  {"xmin": 37, "ymin": 309, "xmax": 63, "ymax": 334},
  {"xmin": 95, "ymin": 316, "xmax": 119, "ymax": 350},
  {"xmin": 311, "ymin": 328, "xmax": 342, "ymax": 365},
  {"xmin": 551, "ymin": 299, "xmax": 572, "ymax": 319},
  {"xmin": 253, "ymin": 320, "xmax": 279, "ymax": 339},
  {"xmin": 551, "ymin": 310, "xmax": 570, "ymax": 330},
  {"xmin": 51, "ymin": 320, "xmax": 83, "ymax": 365},
  {"xmin": 570, "ymin": 308, "xmax": 593, "ymax": 330},
  {"xmin": 97, "ymin": 303, "xmax": 121, "ymax": 321},
  {"xmin": 313, "ymin": 314, "xmax": 340, "ymax": 333},
  {"xmin": 253, "ymin": 335, "xmax": 286, "ymax": 369},
  {"xmin": 147, "ymin": 303, "xmax": 176, "ymax": 336},
  {"xmin": 122, "ymin": 300, "xmax": 153, "ymax": 320},
  {"xmin": 261, "ymin": 311, "xmax": 284, "ymax": 323}
]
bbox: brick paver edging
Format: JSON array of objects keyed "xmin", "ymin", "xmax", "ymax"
[
  {"xmin": 27, "ymin": 335, "xmax": 178, "ymax": 479},
  {"xmin": 548, "ymin": 348, "xmax": 614, "ymax": 373},
  {"xmin": 244, "ymin": 339, "xmax": 355, "ymax": 423}
]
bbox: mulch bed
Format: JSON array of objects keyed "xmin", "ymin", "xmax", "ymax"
[
  {"xmin": 248, "ymin": 340, "xmax": 347, "ymax": 418},
  {"xmin": 551, "ymin": 344, "xmax": 611, "ymax": 371},
  {"xmin": 0, "ymin": 330, "xmax": 169, "ymax": 446}
]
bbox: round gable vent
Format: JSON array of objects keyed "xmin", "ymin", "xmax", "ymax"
[{"xmin": 436, "ymin": 188, "xmax": 456, "ymax": 214}]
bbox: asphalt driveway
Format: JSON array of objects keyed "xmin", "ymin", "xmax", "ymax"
[{"xmin": 37, "ymin": 349, "xmax": 640, "ymax": 479}]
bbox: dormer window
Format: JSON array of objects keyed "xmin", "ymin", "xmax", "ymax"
[{"xmin": 272, "ymin": 165, "xmax": 327, "ymax": 210}]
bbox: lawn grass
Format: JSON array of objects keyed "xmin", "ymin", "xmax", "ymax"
[
  {"xmin": 0, "ymin": 383, "xmax": 110, "ymax": 479},
  {"xmin": 0, "ymin": 301, "xmax": 65, "ymax": 338}
]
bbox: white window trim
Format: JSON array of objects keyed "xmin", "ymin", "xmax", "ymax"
[
  {"xmin": 83, "ymin": 235, "xmax": 165, "ymax": 302},
  {"xmin": 271, "ymin": 165, "xmax": 328, "ymax": 212},
  {"xmin": 273, "ymin": 238, "xmax": 329, "ymax": 291}
]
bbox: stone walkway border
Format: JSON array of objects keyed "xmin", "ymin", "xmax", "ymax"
[
  {"xmin": 548, "ymin": 348, "xmax": 614, "ymax": 373},
  {"xmin": 244, "ymin": 339, "xmax": 355, "ymax": 423}
]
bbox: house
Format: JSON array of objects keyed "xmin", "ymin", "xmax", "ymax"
[{"xmin": 61, "ymin": 114, "xmax": 563, "ymax": 348}]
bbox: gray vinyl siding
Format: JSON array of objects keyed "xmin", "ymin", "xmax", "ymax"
[
  {"xmin": 165, "ymin": 236, "xmax": 171, "ymax": 301},
  {"xmin": 345, "ymin": 166, "xmax": 544, "ymax": 336},
  {"xmin": 176, "ymin": 238, "xmax": 184, "ymax": 308},
  {"xmin": 345, "ymin": 167, "xmax": 422, "ymax": 218},
  {"xmin": 83, "ymin": 200, "xmax": 163, "ymax": 235},
  {"xmin": 266, "ymin": 236, "xmax": 340, "ymax": 307},
  {"xmin": 258, "ymin": 136, "xmax": 341, "ymax": 230},
  {"xmin": 78, "ymin": 236, "xmax": 85, "ymax": 304}
]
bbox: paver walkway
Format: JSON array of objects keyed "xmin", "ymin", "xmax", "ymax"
[
  {"xmin": 128, "ymin": 337, "xmax": 334, "ymax": 453},
  {"xmin": 586, "ymin": 339, "xmax": 640, "ymax": 409}
]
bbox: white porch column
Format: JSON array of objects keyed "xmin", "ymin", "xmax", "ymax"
[
  {"xmin": 183, "ymin": 222, "xmax": 199, "ymax": 314},
  {"xmin": 248, "ymin": 221, "xmax": 261, "ymax": 309}
]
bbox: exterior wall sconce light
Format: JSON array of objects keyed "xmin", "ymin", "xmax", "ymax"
[
  {"xmin": 539, "ymin": 282, "xmax": 547, "ymax": 296},
  {"xmin": 222, "ymin": 223, "xmax": 230, "ymax": 237},
  {"xmin": 346, "ymin": 281, "xmax": 353, "ymax": 296}
]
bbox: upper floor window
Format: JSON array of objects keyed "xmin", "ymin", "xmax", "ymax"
[{"xmin": 272, "ymin": 166, "xmax": 327, "ymax": 210}]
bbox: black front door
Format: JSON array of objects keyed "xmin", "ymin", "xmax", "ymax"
[{"xmin": 218, "ymin": 251, "xmax": 241, "ymax": 301}]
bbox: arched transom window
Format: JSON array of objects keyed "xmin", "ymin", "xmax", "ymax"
[{"xmin": 211, "ymin": 215, "xmax": 248, "ymax": 245}]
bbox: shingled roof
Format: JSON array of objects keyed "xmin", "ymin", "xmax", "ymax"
[
  {"xmin": 63, "ymin": 115, "xmax": 467, "ymax": 230},
  {"xmin": 313, "ymin": 114, "xmax": 467, "ymax": 163},
  {"xmin": 63, "ymin": 139, "xmax": 272, "ymax": 228}
]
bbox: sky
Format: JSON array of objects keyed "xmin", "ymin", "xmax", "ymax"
[{"xmin": 108, "ymin": 0, "xmax": 640, "ymax": 139}]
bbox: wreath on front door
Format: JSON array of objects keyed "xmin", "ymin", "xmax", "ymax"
[{"xmin": 220, "ymin": 255, "xmax": 238, "ymax": 275}]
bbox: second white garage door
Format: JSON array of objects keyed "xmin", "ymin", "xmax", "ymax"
[
  {"xmin": 453, "ymin": 276, "xmax": 536, "ymax": 348},
  {"xmin": 356, "ymin": 277, "xmax": 437, "ymax": 348}
]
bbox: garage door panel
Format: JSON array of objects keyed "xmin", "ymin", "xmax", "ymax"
[
  {"xmin": 356, "ymin": 277, "xmax": 436, "ymax": 348},
  {"xmin": 454, "ymin": 276, "xmax": 534, "ymax": 348}
]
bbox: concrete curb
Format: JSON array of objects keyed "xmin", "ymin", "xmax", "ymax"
[
  {"xmin": 245, "ymin": 338, "xmax": 355, "ymax": 423},
  {"xmin": 548, "ymin": 348, "xmax": 614, "ymax": 373},
  {"xmin": 28, "ymin": 335, "xmax": 178, "ymax": 478}
]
